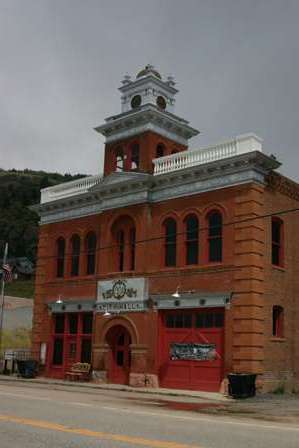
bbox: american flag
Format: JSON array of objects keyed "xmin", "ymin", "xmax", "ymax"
[{"xmin": 1, "ymin": 264, "xmax": 13, "ymax": 283}]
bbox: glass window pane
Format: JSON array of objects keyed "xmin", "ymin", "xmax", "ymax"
[
  {"xmin": 175, "ymin": 314, "xmax": 183, "ymax": 328},
  {"xmin": 116, "ymin": 350, "xmax": 124, "ymax": 366},
  {"xmin": 69, "ymin": 314, "xmax": 78, "ymax": 334},
  {"xmin": 215, "ymin": 312, "xmax": 224, "ymax": 327},
  {"xmin": 205, "ymin": 313, "xmax": 214, "ymax": 328},
  {"xmin": 166, "ymin": 315, "xmax": 174, "ymax": 328},
  {"xmin": 81, "ymin": 339, "xmax": 92, "ymax": 363},
  {"xmin": 184, "ymin": 314, "xmax": 192, "ymax": 328},
  {"xmin": 52, "ymin": 338, "xmax": 63, "ymax": 365},
  {"xmin": 55, "ymin": 314, "xmax": 65, "ymax": 334},
  {"xmin": 209, "ymin": 238, "xmax": 222, "ymax": 262},
  {"xmin": 196, "ymin": 314, "xmax": 204, "ymax": 328},
  {"xmin": 82, "ymin": 313, "xmax": 93, "ymax": 334}
]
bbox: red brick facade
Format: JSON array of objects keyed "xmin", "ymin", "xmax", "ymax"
[{"xmin": 32, "ymin": 160, "xmax": 299, "ymax": 392}]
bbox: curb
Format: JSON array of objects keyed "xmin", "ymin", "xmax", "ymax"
[{"xmin": 0, "ymin": 375, "xmax": 230, "ymax": 402}]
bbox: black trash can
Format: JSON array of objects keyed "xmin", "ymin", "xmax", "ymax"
[
  {"xmin": 17, "ymin": 360, "xmax": 26, "ymax": 377},
  {"xmin": 228, "ymin": 373, "xmax": 256, "ymax": 398},
  {"xmin": 17, "ymin": 360, "xmax": 38, "ymax": 379}
]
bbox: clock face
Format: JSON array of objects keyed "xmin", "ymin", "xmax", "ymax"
[
  {"xmin": 112, "ymin": 280, "xmax": 127, "ymax": 300},
  {"xmin": 131, "ymin": 95, "xmax": 142, "ymax": 109},
  {"xmin": 156, "ymin": 96, "xmax": 166, "ymax": 110}
]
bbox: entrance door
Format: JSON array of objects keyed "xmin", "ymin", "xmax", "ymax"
[
  {"xmin": 65, "ymin": 337, "xmax": 77, "ymax": 371},
  {"xmin": 159, "ymin": 309, "xmax": 224, "ymax": 392},
  {"xmin": 108, "ymin": 326, "xmax": 131, "ymax": 385}
]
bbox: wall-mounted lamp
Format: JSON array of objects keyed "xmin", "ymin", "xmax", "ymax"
[
  {"xmin": 172, "ymin": 286, "xmax": 180, "ymax": 298},
  {"xmin": 103, "ymin": 307, "xmax": 111, "ymax": 317},
  {"xmin": 56, "ymin": 295, "xmax": 63, "ymax": 305}
]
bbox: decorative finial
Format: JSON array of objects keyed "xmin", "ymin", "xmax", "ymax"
[
  {"xmin": 121, "ymin": 74, "xmax": 132, "ymax": 85},
  {"xmin": 167, "ymin": 75, "xmax": 175, "ymax": 86}
]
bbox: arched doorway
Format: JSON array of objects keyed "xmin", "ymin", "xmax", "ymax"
[{"xmin": 106, "ymin": 325, "xmax": 131, "ymax": 385}]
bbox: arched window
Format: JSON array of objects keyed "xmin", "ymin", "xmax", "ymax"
[
  {"xmin": 131, "ymin": 143, "xmax": 140, "ymax": 170},
  {"xmin": 185, "ymin": 215, "xmax": 199, "ymax": 265},
  {"xmin": 164, "ymin": 218, "xmax": 177, "ymax": 267},
  {"xmin": 117, "ymin": 230, "xmax": 125, "ymax": 272},
  {"xmin": 115, "ymin": 147, "xmax": 124, "ymax": 172},
  {"xmin": 130, "ymin": 227, "xmax": 136, "ymax": 270},
  {"xmin": 272, "ymin": 218, "xmax": 283, "ymax": 266},
  {"xmin": 86, "ymin": 232, "xmax": 97, "ymax": 275},
  {"xmin": 156, "ymin": 144, "xmax": 165, "ymax": 158},
  {"xmin": 56, "ymin": 237, "xmax": 65, "ymax": 278},
  {"xmin": 71, "ymin": 234, "xmax": 80, "ymax": 276},
  {"xmin": 208, "ymin": 211, "xmax": 222, "ymax": 262},
  {"xmin": 272, "ymin": 305, "xmax": 284, "ymax": 337}
]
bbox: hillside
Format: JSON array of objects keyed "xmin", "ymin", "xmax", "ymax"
[{"xmin": 0, "ymin": 168, "xmax": 86, "ymax": 263}]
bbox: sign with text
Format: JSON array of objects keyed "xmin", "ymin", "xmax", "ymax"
[
  {"xmin": 170, "ymin": 343, "xmax": 217, "ymax": 361},
  {"xmin": 96, "ymin": 278, "xmax": 149, "ymax": 313}
]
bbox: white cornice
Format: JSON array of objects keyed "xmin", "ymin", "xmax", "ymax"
[
  {"xmin": 37, "ymin": 152, "xmax": 279, "ymax": 224},
  {"xmin": 94, "ymin": 105, "xmax": 199, "ymax": 144}
]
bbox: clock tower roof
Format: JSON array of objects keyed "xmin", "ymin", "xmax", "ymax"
[{"xmin": 136, "ymin": 64, "xmax": 162, "ymax": 80}]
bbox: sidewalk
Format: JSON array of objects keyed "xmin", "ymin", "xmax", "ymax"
[{"xmin": 0, "ymin": 374, "xmax": 227, "ymax": 402}]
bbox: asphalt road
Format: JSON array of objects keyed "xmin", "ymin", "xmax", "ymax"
[{"xmin": 0, "ymin": 382, "xmax": 298, "ymax": 448}]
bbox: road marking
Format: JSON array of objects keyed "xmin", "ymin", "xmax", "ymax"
[
  {"xmin": 0, "ymin": 414, "xmax": 201, "ymax": 448},
  {"xmin": 0, "ymin": 388, "xmax": 299, "ymax": 433}
]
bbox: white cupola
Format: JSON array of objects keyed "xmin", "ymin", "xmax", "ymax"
[{"xmin": 119, "ymin": 65, "xmax": 178, "ymax": 114}]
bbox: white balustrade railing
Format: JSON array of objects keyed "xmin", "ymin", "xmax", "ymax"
[
  {"xmin": 40, "ymin": 174, "xmax": 103, "ymax": 204},
  {"xmin": 153, "ymin": 134, "xmax": 263, "ymax": 175}
]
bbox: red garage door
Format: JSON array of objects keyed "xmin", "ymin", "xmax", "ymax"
[{"xmin": 159, "ymin": 308, "xmax": 224, "ymax": 392}]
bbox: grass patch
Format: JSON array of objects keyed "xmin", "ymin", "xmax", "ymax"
[{"xmin": 4, "ymin": 279, "xmax": 34, "ymax": 299}]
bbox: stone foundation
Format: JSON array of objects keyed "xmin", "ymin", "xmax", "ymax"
[
  {"xmin": 129, "ymin": 373, "xmax": 159, "ymax": 388},
  {"xmin": 92, "ymin": 370, "xmax": 108, "ymax": 383}
]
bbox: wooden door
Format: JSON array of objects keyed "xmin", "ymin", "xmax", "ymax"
[{"xmin": 109, "ymin": 326, "xmax": 131, "ymax": 385}]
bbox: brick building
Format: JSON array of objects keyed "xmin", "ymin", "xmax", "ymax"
[{"xmin": 32, "ymin": 65, "xmax": 299, "ymax": 392}]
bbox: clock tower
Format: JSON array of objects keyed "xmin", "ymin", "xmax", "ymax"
[{"xmin": 95, "ymin": 65, "xmax": 199, "ymax": 176}]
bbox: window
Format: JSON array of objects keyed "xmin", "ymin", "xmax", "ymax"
[
  {"xmin": 166, "ymin": 313, "xmax": 192, "ymax": 328},
  {"xmin": 156, "ymin": 144, "xmax": 165, "ymax": 158},
  {"xmin": 81, "ymin": 339, "xmax": 92, "ymax": 363},
  {"xmin": 131, "ymin": 144, "xmax": 140, "ymax": 170},
  {"xmin": 164, "ymin": 218, "xmax": 177, "ymax": 267},
  {"xmin": 71, "ymin": 234, "xmax": 80, "ymax": 276},
  {"xmin": 117, "ymin": 230, "xmax": 125, "ymax": 272},
  {"xmin": 68, "ymin": 314, "xmax": 78, "ymax": 334},
  {"xmin": 208, "ymin": 211, "xmax": 222, "ymax": 262},
  {"xmin": 130, "ymin": 227, "xmax": 136, "ymax": 270},
  {"xmin": 86, "ymin": 232, "xmax": 97, "ymax": 275},
  {"xmin": 196, "ymin": 312, "xmax": 224, "ymax": 328},
  {"xmin": 272, "ymin": 218, "xmax": 283, "ymax": 266},
  {"xmin": 185, "ymin": 215, "xmax": 199, "ymax": 265},
  {"xmin": 272, "ymin": 305, "xmax": 284, "ymax": 337},
  {"xmin": 115, "ymin": 148, "xmax": 124, "ymax": 172},
  {"xmin": 56, "ymin": 238, "xmax": 65, "ymax": 278},
  {"xmin": 55, "ymin": 314, "xmax": 65, "ymax": 334},
  {"xmin": 82, "ymin": 313, "xmax": 93, "ymax": 334},
  {"xmin": 52, "ymin": 338, "xmax": 63, "ymax": 365}
]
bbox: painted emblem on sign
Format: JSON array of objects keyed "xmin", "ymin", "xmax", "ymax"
[
  {"xmin": 112, "ymin": 280, "xmax": 127, "ymax": 300},
  {"xmin": 102, "ymin": 279, "xmax": 138, "ymax": 300}
]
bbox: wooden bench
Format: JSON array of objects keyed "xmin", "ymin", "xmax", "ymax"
[{"xmin": 65, "ymin": 362, "xmax": 91, "ymax": 381}]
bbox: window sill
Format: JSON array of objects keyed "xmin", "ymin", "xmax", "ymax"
[
  {"xmin": 272, "ymin": 265, "xmax": 286, "ymax": 272},
  {"xmin": 270, "ymin": 337, "xmax": 286, "ymax": 342}
]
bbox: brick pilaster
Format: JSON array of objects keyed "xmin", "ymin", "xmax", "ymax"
[{"xmin": 232, "ymin": 185, "xmax": 265, "ymax": 374}]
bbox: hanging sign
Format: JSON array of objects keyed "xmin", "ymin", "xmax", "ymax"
[
  {"xmin": 170, "ymin": 343, "xmax": 217, "ymax": 361},
  {"xmin": 96, "ymin": 278, "xmax": 149, "ymax": 313}
]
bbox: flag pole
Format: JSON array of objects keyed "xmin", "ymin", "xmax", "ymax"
[{"xmin": 0, "ymin": 242, "xmax": 8, "ymax": 357}]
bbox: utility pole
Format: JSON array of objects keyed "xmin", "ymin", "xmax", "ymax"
[{"xmin": 0, "ymin": 242, "xmax": 8, "ymax": 357}]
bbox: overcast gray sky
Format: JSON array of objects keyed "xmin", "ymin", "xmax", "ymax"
[{"xmin": 1, "ymin": 0, "xmax": 298, "ymax": 180}]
